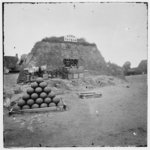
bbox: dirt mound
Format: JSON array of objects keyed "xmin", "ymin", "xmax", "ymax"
[
  {"xmin": 24, "ymin": 36, "xmax": 108, "ymax": 74},
  {"xmin": 70, "ymin": 75, "xmax": 126, "ymax": 91},
  {"xmin": 45, "ymin": 75, "xmax": 126, "ymax": 92}
]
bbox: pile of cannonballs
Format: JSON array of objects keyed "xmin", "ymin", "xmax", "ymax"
[{"xmin": 16, "ymin": 78, "xmax": 63, "ymax": 110}]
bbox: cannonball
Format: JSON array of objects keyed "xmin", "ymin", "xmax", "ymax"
[
  {"xmin": 39, "ymin": 82, "xmax": 47, "ymax": 88},
  {"xmin": 27, "ymin": 87, "xmax": 34, "ymax": 94},
  {"xmin": 53, "ymin": 97, "xmax": 60, "ymax": 105},
  {"xmin": 49, "ymin": 102, "xmax": 56, "ymax": 107},
  {"xmin": 44, "ymin": 87, "xmax": 51, "ymax": 93},
  {"xmin": 48, "ymin": 92, "xmax": 56, "ymax": 99},
  {"xmin": 13, "ymin": 105, "xmax": 21, "ymax": 111},
  {"xmin": 31, "ymin": 93, "xmax": 38, "ymax": 100},
  {"xmin": 31, "ymin": 103, "xmax": 39, "ymax": 109},
  {"xmin": 18, "ymin": 99, "xmax": 26, "ymax": 107},
  {"xmin": 31, "ymin": 82, "xmax": 38, "ymax": 89},
  {"xmin": 36, "ymin": 77, "xmax": 43, "ymax": 84},
  {"xmin": 36, "ymin": 98, "xmax": 43, "ymax": 104},
  {"xmin": 44, "ymin": 97, "xmax": 51, "ymax": 104},
  {"xmin": 22, "ymin": 93, "xmax": 30, "ymax": 101},
  {"xmin": 40, "ymin": 103, "xmax": 48, "ymax": 108},
  {"xmin": 22, "ymin": 105, "xmax": 30, "ymax": 110},
  {"xmin": 27, "ymin": 99, "xmax": 34, "ymax": 106},
  {"xmin": 35, "ymin": 87, "xmax": 42, "ymax": 93},
  {"xmin": 57, "ymin": 101, "xmax": 64, "ymax": 106},
  {"xmin": 40, "ymin": 92, "xmax": 47, "ymax": 99}
]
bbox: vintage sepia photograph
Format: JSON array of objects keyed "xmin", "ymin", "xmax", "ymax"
[{"xmin": 2, "ymin": 1, "xmax": 148, "ymax": 148}]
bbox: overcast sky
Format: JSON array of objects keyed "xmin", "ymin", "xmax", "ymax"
[{"xmin": 4, "ymin": 2, "xmax": 147, "ymax": 67}]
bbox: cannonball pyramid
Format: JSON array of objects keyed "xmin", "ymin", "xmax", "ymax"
[{"xmin": 16, "ymin": 77, "xmax": 63, "ymax": 110}]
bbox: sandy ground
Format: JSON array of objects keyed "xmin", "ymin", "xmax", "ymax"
[{"xmin": 3, "ymin": 74, "xmax": 147, "ymax": 147}]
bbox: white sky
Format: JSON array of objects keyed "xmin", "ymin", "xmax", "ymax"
[{"xmin": 4, "ymin": 2, "xmax": 147, "ymax": 67}]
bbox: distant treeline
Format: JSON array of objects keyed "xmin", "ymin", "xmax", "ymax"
[
  {"xmin": 104, "ymin": 59, "xmax": 147, "ymax": 78},
  {"xmin": 41, "ymin": 36, "xmax": 96, "ymax": 46},
  {"xmin": 123, "ymin": 60, "xmax": 147, "ymax": 76}
]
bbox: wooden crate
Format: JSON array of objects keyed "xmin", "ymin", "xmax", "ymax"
[
  {"xmin": 68, "ymin": 73, "xmax": 73, "ymax": 79},
  {"xmin": 79, "ymin": 73, "xmax": 84, "ymax": 78},
  {"xmin": 43, "ymin": 73, "xmax": 49, "ymax": 79},
  {"xmin": 73, "ymin": 73, "xmax": 78, "ymax": 79}
]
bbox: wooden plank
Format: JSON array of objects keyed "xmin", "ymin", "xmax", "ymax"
[
  {"xmin": 10, "ymin": 106, "xmax": 64, "ymax": 114},
  {"xmin": 79, "ymin": 92, "xmax": 96, "ymax": 95},
  {"xmin": 78, "ymin": 92, "xmax": 102, "ymax": 99}
]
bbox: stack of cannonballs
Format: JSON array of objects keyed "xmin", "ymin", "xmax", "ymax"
[{"xmin": 16, "ymin": 77, "xmax": 63, "ymax": 110}]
